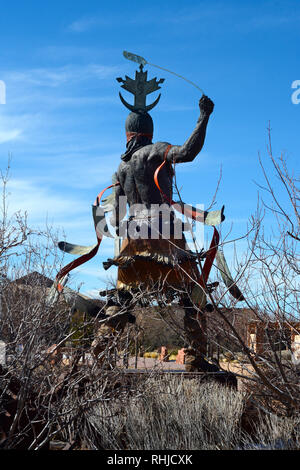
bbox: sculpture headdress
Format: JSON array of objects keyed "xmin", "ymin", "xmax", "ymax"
[
  {"xmin": 117, "ymin": 62, "xmax": 165, "ymax": 114},
  {"xmin": 116, "ymin": 63, "xmax": 165, "ymax": 160}
]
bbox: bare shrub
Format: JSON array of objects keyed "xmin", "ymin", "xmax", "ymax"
[
  {"xmin": 185, "ymin": 128, "xmax": 300, "ymax": 416},
  {"xmin": 0, "ymin": 163, "xmax": 140, "ymax": 449},
  {"xmin": 84, "ymin": 375, "xmax": 245, "ymax": 450}
]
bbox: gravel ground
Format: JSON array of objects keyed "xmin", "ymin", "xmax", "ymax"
[{"xmin": 124, "ymin": 357, "xmax": 186, "ymax": 370}]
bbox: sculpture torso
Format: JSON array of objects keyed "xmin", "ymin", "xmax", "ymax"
[
  {"xmin": 111, "ymin": 94, "xmax": 214, "ymax": 231},
  {"xmin": 117, "ymin": 142, "xmax": 173, "ymax": 209}
]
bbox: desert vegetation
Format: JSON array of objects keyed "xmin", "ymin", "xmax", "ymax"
[
  {"xmin": 80, "ymin": 375, "xmax": 300, "ymax": 450},
  {"xmin": 0, "ymin": 130, "xmax": 299, "ymax": 450}
]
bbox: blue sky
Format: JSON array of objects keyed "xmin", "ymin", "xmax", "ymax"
[{"xmin": 0, "ymin": 0, "xmax": 299, "ymax": 297}]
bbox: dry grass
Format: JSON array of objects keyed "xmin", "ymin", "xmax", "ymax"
[{"xmin": 76, "ymin": 375, "xmax": 300, "ymax": 450}]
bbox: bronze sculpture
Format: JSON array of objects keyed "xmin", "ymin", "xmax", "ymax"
[{"xmin": 53, "ymin": 56, "xmax": 244, "ymax": 372}]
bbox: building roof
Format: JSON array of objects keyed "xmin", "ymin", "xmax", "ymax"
[{"xmin": 14, "ymin": 271, "xmax": 53, "ymax": 288}]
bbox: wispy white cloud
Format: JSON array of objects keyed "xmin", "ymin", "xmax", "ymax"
[
  {"xmin": 16, "ymin": 94, "xmax": 118, "ymax": 109},
  {"xmin": 38, "ymin": 153, "xmax": 120, "ymax": 189},
  {"xmin": 75, "ymin": 263, "xmax": 116, "ymax": 278},
  {"xmin": 164, "ymin": 2, "xmax": 300, "ymax": 29},
  {"xmin": 72, "ymin": 264, "xmax": 117, "ymax": 295},
  {"xmin": 66, "ymin": 16, "xmax": 105, "ymax": 33},
  {"xmin": 0, "ymin": 61, "xmax": 122, "ymax": 196},
  {"xmin": 81, "ymin": 289, "xmax": 102, "ymax": 299},
  {"xmin": 0, "ymin": 128, "xmax": 22, "ymax": 143},
  {"xmin": 0, "ymin": 111, "xmax": 36, "ymax": 145},
  {"xmin": 38, "ymin": 45, "xmax": 99, "ymax": 61},
  {"xmin": 6, "ymin": 178, "xmax": 87, "ymax": 221},
  {"xmin": 4, "ymin": 64, "xmax": 120, "ymax": 88}
]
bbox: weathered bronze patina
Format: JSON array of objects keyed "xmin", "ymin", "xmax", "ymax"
[
  {"xmin": 102, "ymin": 63, "xmax": 218, "ymax": 372},
  {"xmin": 54, "ymin": 58, "xmax": 243, "ymax": 373}
]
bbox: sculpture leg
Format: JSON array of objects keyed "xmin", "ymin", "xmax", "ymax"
[
  {"xmin": 92, "ymin": 305, "xmax": 121, "ymax": 368},
  {"xmin": 92, "ymin": 292, "xmax": 135, "ymax": 368},
  {"xmin": 181, "ymin": 295, "xmax": 219, "ymax": 373}
]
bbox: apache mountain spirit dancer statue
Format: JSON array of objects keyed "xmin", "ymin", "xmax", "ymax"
[{"xmin": 52, "ymin": 52, "xmax": 244, "ymax": 372}]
